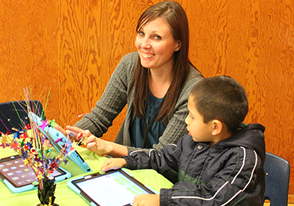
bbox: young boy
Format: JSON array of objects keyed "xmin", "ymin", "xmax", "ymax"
[{"xmin": 101, "ymin": 76, "xmax": 266, "ymax": 206}]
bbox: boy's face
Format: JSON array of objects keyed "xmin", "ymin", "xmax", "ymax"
[{"xmin": 185, "ymin": 95, "xmax": 214, "ymax": 143}]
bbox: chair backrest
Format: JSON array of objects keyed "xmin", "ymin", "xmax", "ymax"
[
  {"xmin": 264, "ymin": 151, "xmax": 290, "ymax": 206},
  {"xmin": 0, "ymin": 100, "xmax": 44, "ymax": 134}
]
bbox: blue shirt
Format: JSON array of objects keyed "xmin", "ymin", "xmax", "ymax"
[{"xmin": 130, "ymin": 91, "xmax": 166, "ymax": 148}]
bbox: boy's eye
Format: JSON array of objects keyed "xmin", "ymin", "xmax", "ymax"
[{"xmin": 189, "ymin": 113, "xmax": 194, "ymax": 119}]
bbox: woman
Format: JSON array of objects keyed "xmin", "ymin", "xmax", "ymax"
[{"xmin": 66, "ymin": 1, "xmax": 203, "ymax": 157}]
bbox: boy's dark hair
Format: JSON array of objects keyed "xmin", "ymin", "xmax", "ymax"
[{"xmin": 191, "ymin": 76, "xmax": 248, "ymax": 133}]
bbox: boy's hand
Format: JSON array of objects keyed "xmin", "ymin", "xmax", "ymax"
[
  {"xmin": 101, "ymin": 158, "xmax": 126, "ymax": 172},
  {"xmin": 133, "ymin": 194, "xmax": 160, "ymax": 206}
]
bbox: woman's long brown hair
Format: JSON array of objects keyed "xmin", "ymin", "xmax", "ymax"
[{"xmin": 130, "ymin": 1, "xmax": 200, "ymax": 121}]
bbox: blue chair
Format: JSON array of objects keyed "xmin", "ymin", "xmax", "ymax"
[
  {"xmin": 0, "ymin": 100, "xmax": 44, "ymax": 134},
  {"xmin": 264, "ymin": 151, "xmax": 290, "ymax": 206}
]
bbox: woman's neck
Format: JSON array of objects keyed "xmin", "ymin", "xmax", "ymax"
[{"xmin": 148, "ymin": 68, "xmax": 173, "ymax": 98}]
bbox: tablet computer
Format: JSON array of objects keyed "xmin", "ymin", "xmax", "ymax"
[
  {"xmin": 67, "ymin": 169, "xmax": 157, "ymax": 206},
  {"xmin": 28, "ymin": 112, "xmax": 92, "ymax": 173},
  {"xmin": 0, "ymin": 155, "xmax": 71, "ymax": 193}
]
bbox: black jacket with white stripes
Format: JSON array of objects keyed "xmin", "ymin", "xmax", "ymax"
[{"xmin": 123, "ymin": 123, "xmax": 265, "ymax": 206}]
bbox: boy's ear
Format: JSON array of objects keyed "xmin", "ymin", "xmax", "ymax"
[{"xmin": 211, "ymin": 120, "xmax": 223, "ymax": 136}]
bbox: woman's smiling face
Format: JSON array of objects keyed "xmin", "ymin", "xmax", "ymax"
[{"xmin": 135, "ymin": 17, "xmax": 181, "ymax": 71}]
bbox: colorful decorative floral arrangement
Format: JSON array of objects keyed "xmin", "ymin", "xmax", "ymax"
[
  {"xmin": 0, "ymin": 118, "xmax": 73, "ymax": 185},
  {"xmin": 0, "ymin": 95, "xmax": 85, "ymax": 205}
]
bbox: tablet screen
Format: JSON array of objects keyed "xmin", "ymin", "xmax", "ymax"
[
  {"xmin": 72, "ymin": 170, "xmax": 155, "ymax": 206},
  {"xmin": 0, "ymin": 155, "xmax": 63, "ymax": 188}
]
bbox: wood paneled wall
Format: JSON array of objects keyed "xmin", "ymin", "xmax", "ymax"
[{"xmin": 1, "ymin": 0, "xmax": 293, "ymax": 200}]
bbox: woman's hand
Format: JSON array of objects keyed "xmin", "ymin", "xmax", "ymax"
[
  {"xmin": 101, "ymin": 158, "xmax": 126, "ymax": 172},
  {"xmin": 133, "ymin": 194, "xmax": 160, "ymax": 206},
  {"xmin": 66, "ymin": 126, "xmax": 129, "ymax": 158},
  {"xmin": 54, "ymin": 124, "xmax": 67, "ymax": 136},
  {"xmin": 65, "ymin": 126, "xmax": 86, "ymax": 141},
  {"xmin": 43, "ymin": 138, "xmax": 53, "ymax": 147},
  {"xmin": 43, "ymin": 123, "xmax": 68, "ymax": 147},
  {"xmin": 43, "ymin": 125, "xmax": 87, "ymax": 147},
  {"xmin": 86, "ymin": 135, "xmax": 112, "ymax": 155}
]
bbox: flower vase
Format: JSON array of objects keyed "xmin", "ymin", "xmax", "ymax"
[{"xmin": 37, "ymin": 176, "xmax": 58, "ymax": 206}]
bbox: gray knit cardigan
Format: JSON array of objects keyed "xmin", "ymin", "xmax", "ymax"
[{"xmin": 74, "ymin": 52, "xmax": 203, "ymax": 154}]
